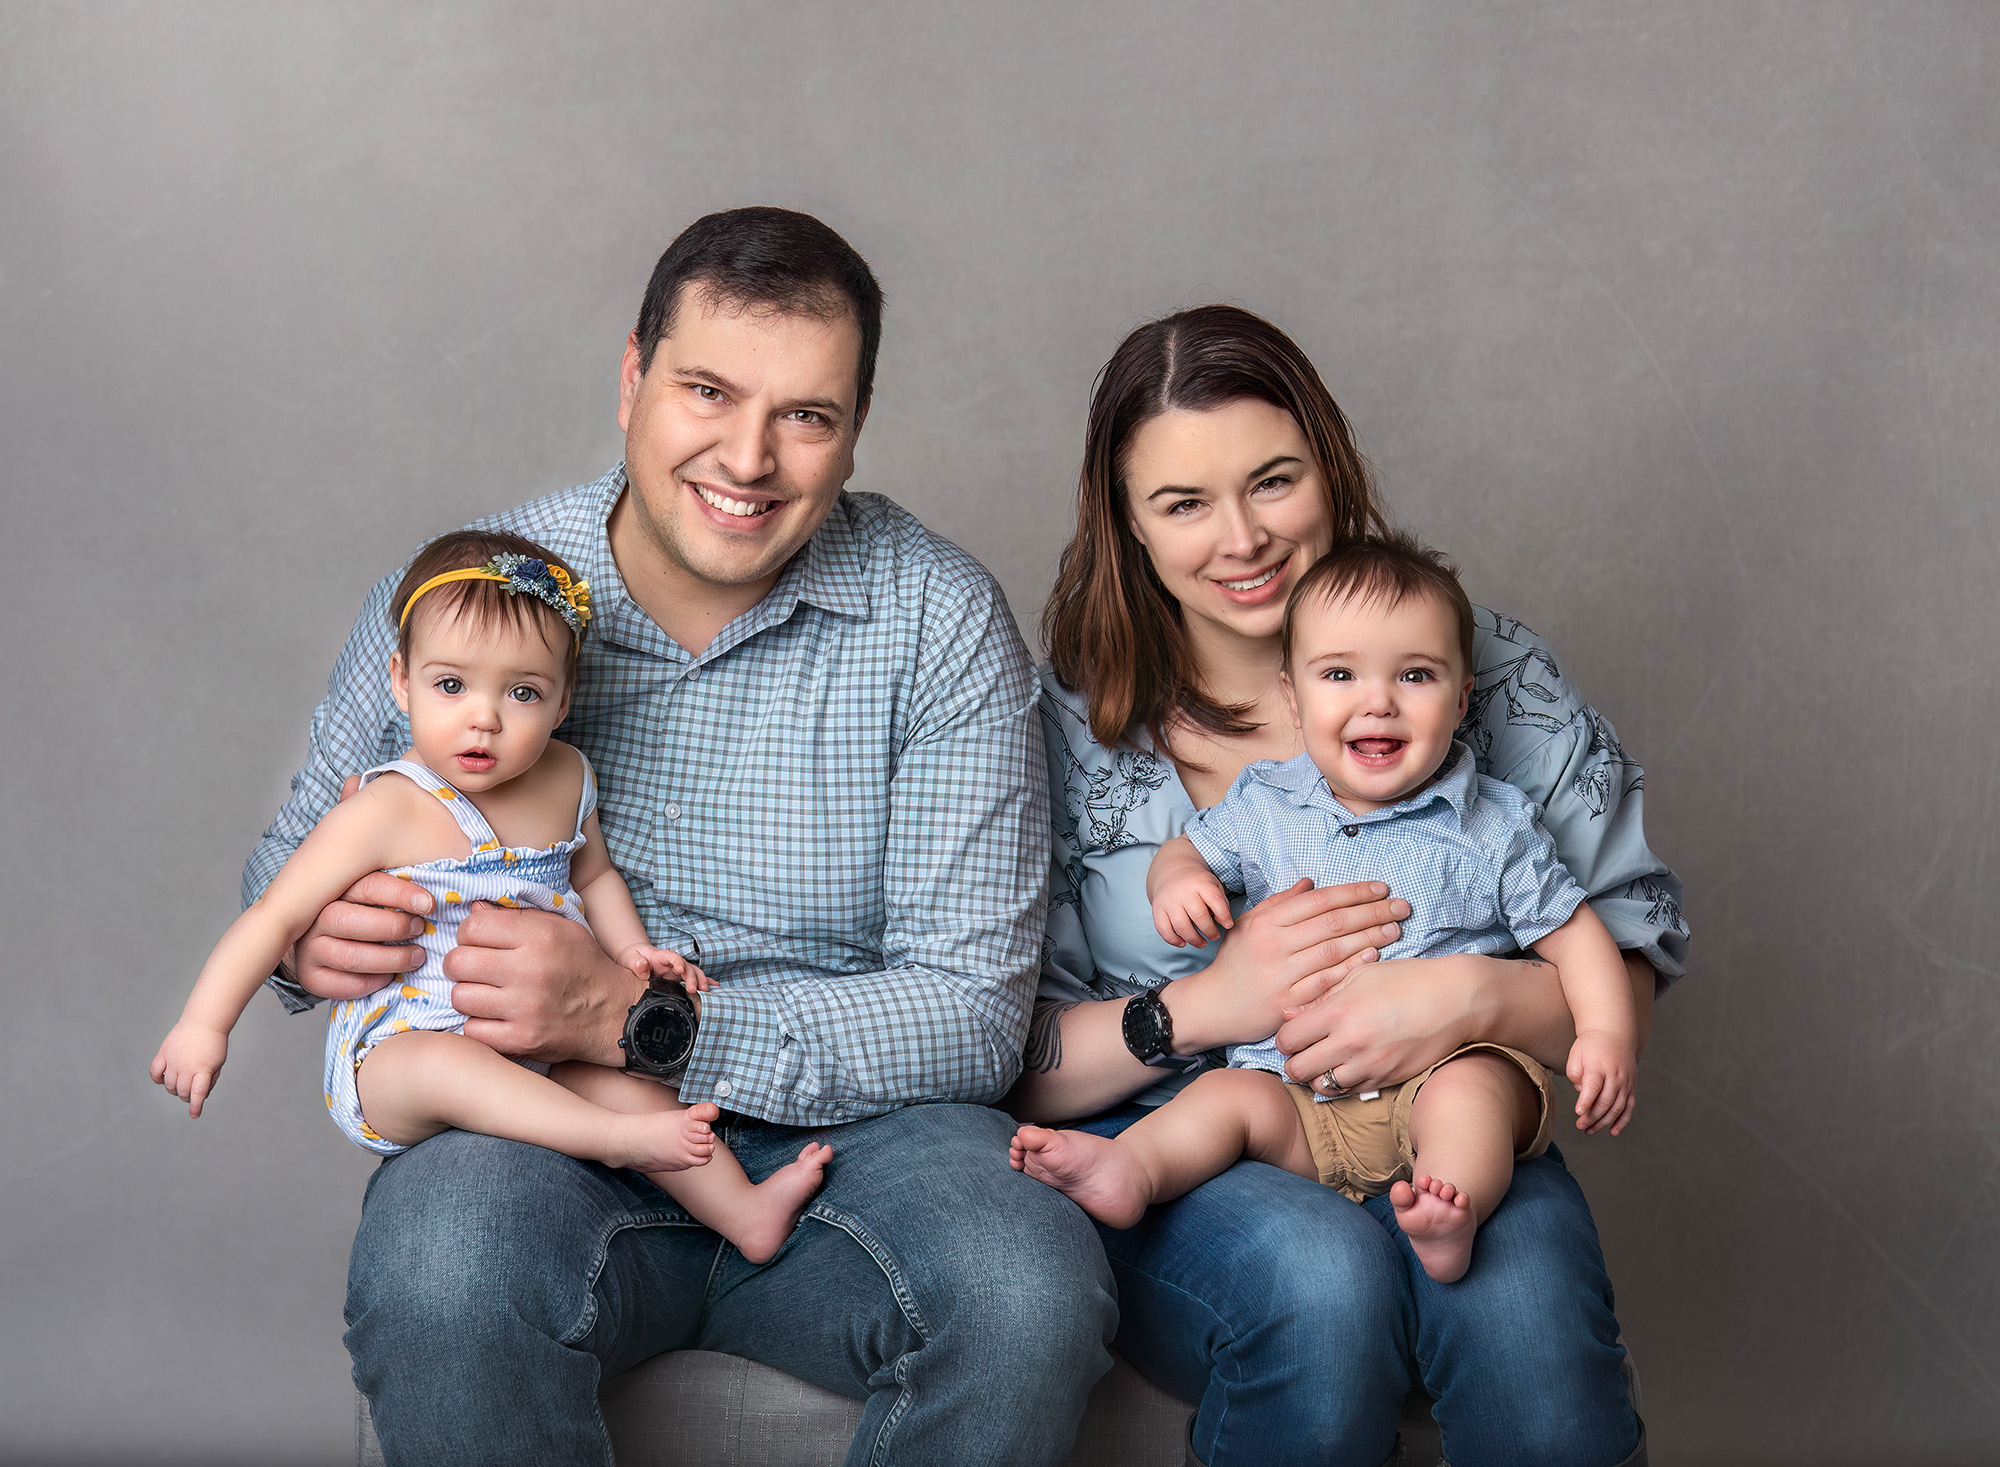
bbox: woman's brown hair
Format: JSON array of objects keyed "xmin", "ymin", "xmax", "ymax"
[{"xmin": 1043, "ymin": 304, "xmax": 1388, "ymax": 750}]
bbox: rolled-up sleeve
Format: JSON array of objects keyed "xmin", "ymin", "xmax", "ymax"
[{"xmin": 1467, "ymin": 612, "xmax": 1690, "ymax": 988}]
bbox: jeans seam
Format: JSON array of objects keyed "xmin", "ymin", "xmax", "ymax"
[
  {"xmin": 1105, "ymin": 1256, "xmax": 1236, "ymax": 1452},
  {"xmin": 800, "ymin": 1200, "xmax": 930, "ymax": 1467},
  {"xmin": 559, "ymin": 1206, "xmax": 709, "ymax": 1348}
]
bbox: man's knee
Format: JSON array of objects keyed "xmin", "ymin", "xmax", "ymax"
[{"xmin": 345, "ymin": 1132, "xmax": 631, "ymax": 1355}]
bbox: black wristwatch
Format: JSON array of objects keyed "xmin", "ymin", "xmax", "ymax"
[
  {"xmin": 620, "ymin": 975, "xmax": 699, "ymax": 1082},
  {"xmin": 1121, "ymin": 987, "xmax": 1181, "ymax": 1067}
]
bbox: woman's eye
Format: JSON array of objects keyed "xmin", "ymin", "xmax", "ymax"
[
  {"xmin": 1166, "ymin": 497, "xmax": 1205, "ymax": 516},
  {"xmin": 436, "ymin": 677, "xmax": 464, "ymax": 695},
  {"xmin": 509, "ymin": 686, "xmax": 541, "ymax": 703},
  {"xmin": 1252, "ymin": 476, "xmax": 1291, "ymax": 494}
]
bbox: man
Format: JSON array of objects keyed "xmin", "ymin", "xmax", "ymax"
[{"xmin": 256, "ymin": 207, "xmax": 1115, "ymax": 1466}]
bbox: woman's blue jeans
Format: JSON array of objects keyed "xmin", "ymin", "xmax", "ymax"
[
  {"xmin": 1077, "ymin": 1105, "xmax": 1642, "ymax": 1467},
  {"xmin": 344, "ymin": 1102, "xmax": 1116, "ymax": 1467}
]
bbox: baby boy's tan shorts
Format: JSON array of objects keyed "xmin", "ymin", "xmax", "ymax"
[{"xmin": 1282, "ymin": 1042, "xmax": 1556, "ymax": 1204}]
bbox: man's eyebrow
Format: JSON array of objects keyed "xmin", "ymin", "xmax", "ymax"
[{"xmin": 674, "ymin": 364, "xmax": 847, "ymax": 420}]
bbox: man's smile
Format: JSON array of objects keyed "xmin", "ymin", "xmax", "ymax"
[{"xmin": 690, "ymin": 481, "xmax": 781, "ymax": 520}]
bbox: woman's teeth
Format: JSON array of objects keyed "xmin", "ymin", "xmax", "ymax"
[
  {"xmin": 1217, "ymin": 564, "xmax": 1280, "ymax": 591},
  {"xmin": 695, "ymin": 484, "xmax": 776, "ymax": 517}
]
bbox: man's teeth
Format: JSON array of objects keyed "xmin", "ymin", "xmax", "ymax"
[
  {"xmin": 1218, "ymin": 565, "xmax": 1280, "ymax": 591},
  {"xmin": 696, "ymin": 485, "xmax": 776, "ymax": 518}
]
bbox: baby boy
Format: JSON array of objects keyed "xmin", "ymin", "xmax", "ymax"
[{"xmin": 1013, "ymin": 533, "xmax": 1637, "ymax": 1282}]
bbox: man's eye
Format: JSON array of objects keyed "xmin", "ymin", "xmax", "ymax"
[
  {"xmin": 693, "ymin": 384, "xmax": 723, "ymax": 401},
  {"xmin": 789, "ymin": 409, "xmax": 828, "ymax": 426},
  {"xmin": 436, "ymin": 677, "xmax": 464, "ymax": 695},
  {"xmin": 509, "ymin": 686, "xmax": 541, "ymax": 703}
]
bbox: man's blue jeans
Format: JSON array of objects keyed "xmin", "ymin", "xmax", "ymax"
[
  {"xmin": 1078, "ymin": 1105, "xmax": 1641, "ymax": 1467},
  {"xmin": 345, "ymin": 1102, "xmax": 1116, "ymax": 1467}
]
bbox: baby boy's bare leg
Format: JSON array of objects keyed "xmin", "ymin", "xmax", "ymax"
[
  {"xmin": 354, "ymin": 1031, "xmax": 716, "ymax": 1175},
  {"xmin": 1393, "ymin": 1052, "xmax": 1541, "ymax": 1283},
  {"xmin": 550, "ymin": 1062, "xmax": 830, "ymax": 1266},
  {"xmin": 1012, "ymin": 1067, "xmax": 1314, "ymax": 1229}
]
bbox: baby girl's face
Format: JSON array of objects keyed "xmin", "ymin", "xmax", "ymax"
[
  {"xmin": 390, "ymin": 607, "xmax": 572, "ymax": 794},
  {"xmin": 1280, "ymin": 588, "xmax": 1472, "ymax": 814}
]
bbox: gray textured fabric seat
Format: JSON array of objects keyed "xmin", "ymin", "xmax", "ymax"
[{"xmin": 355, "ymin": 1348, "xmax": 1502, "ymax": 1465}]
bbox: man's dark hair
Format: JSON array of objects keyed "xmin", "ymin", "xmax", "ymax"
[
  {"xmin": 1281, "ymin": 531, "xmax": 1477, "ymax": 676},
  {"xmin": 633, "ymin": 207, "xmax": 884, "ymax": 415}
]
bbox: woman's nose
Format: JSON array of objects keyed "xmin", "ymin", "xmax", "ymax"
[{"xmin": 1214, "ymin": 500, "xmax": 1268, "ymax": 559}]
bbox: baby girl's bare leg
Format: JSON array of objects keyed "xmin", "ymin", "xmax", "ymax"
[
  {"xmin": 551, "ymin": 1062, "xmax": 830, "ymax": 1265},
  {"xmin": 354, "ymin": 1032, "xmax": 715, "ymax": 1173},
  {"xmin": 1393, "ymin": 1052, "xmax": 1541, "ymax": 1283},
  {"xmin": 1011, "ymin": 1067, "xmax": 1313, "ymax": 1228}
]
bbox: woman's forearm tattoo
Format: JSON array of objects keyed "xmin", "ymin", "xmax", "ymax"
[{"xmin": 1025, "ymin": 1001, "xmax": 1080, "ymax": 1074}]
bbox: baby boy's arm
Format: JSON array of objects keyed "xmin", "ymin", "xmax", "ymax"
[
  {"xmin": 152, "ymin": 786, "xmax": 409, "ymax": 1116},
  {"xmin": 568, "ymin": 814, "xmax": 710, "ymax": 995},
  {"xmin": 1530, "ymin": 904, "xmax": 1639, "ymax": 1135},
  {"xmin": 1147, "ymin": 835, "xmax": 1236, "ymax": 950}
]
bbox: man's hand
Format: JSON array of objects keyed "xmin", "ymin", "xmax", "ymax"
[
  {"xmin": 447, "ymin": 903, "xmax": 645, "ymax": 1066},
  {"xmin": 287, "ymin": 870, "xmax": 431, "ymax": 1001}
]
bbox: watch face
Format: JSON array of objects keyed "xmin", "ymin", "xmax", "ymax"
[
  {"xmin": 631, "ymin": 996, "xmax": 695, "ymax": 1070},
  {"xmin": 1123, "ymin": 991, "xmax": 1171, "ymax": 1061}
]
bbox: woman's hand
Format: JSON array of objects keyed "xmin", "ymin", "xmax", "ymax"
[{"xmin": 1165, "ymin": 878, "xmax": 1410, "ymax": 1051}]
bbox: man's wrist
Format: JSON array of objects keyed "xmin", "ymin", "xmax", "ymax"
[{"xmin": 586, "ymin": 962, "xmax": 649, "ymax": 1068}]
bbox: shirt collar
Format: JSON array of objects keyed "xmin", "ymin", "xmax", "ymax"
[
  {"xmin": 1257, "ymin": 740, "xmax": 1480, "ymax": 823},
  {"xmin": 585, "ymin": 465, "xmax": 871, "ymax": 657}
]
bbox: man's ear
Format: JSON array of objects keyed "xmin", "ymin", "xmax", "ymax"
[
  {"xmin": 390, "ymin": 652, "xmax": 411, "ymax": 715},
  {"xmin": 617, "ymin": 332, "xmax": 645, "ymax": 434},
  {"xmin": 1281, "ymin": 670, "xmax": 1302, "ymax": 729}
]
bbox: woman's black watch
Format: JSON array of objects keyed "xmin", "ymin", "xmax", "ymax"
[
  {"xmin": 1121, "ymin": 988, "xmax": 1180, "ymax": 1067},
  {"xmin": 620, "ymin": 975, "xmax": 698, "ymax": 1082}
]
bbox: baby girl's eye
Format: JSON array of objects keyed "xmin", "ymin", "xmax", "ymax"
[
  {"xmin": 1321, "ymin": 668, "xmax": 1353, "ymax": 681},
  {"xmin": 509, "ymin": 685, "xmax": 541, "ymax": 703},
  {"xmin": 436, "ymin": 676, "xmax": 464, "ymax": 695},
  {"xmin": 1400, "ymin": 669, "xmax": 1434, "ymax": 684}
]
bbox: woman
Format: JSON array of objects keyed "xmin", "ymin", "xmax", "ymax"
[{"xmin": 1013, "ymin": 305, "xmax": 1688, "ymax": 1467}]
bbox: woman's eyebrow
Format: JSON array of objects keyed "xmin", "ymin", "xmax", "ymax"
[{"xmin": 1242, "ymin": 454, "xmax": 1303, "ymax": 481}]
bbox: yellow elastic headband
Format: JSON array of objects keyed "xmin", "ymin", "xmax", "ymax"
[{"xmin": 399, "ymin": 554, "xmax": 592, "ymax": 640}]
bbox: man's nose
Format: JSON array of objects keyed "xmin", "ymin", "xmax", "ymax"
[{"xmin": 716, "ymin": 412, "xmax": 778, "ymax": 486}]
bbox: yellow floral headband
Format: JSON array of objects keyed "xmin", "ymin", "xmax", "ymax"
[{"xmin": 399, "ymin": 554, "xmax": 592, "ymax": 640}]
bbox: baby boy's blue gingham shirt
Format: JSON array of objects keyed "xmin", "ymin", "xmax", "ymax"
[
  {"xmin": 249, "ymin": 464, "xmax": 1050, "ymax": 1126},
  {"xmin": 1183, "ymin": 743, "xmax": 1589, "ymax": 1079}
]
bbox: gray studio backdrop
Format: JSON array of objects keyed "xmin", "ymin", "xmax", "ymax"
[{"xmin": 4, "ymin": 3, "xmax": 1996, "ymax": 1463}]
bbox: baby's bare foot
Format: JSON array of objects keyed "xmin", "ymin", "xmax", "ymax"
[
  {"xmin": 619, "ymin": 1104, "xmax": 718, "ymax": 1174},
  {"xmin": 726, "ymin": 1143, "xmax": 833, "ymax": 1265},
  {"xmin": 1390, "ymin": 1175, "xmax": 1478, "ymax": 1283},
  {"xmin": 1010, "ymin": 1125, "xmax": 1153, "ymax": 1229}
]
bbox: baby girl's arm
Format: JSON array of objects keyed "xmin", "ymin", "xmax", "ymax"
[
  {"xmin": 1531, "ymin": 904, "xmax": 1639, "ymax": 1135},
  {"xmin": 151, "ymin": 786, "xmax": 406, "ymax": 1116},
  {"xmin": 569, "ymin": 815, "xmax": 712, "ymax": 994},
  {"xmin": 1147, "ymin": 835, "xmax": 1237, "ymax": 950}
]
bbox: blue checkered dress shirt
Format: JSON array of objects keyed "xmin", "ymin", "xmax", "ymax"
[
  {"xmin": 250, "ymin": 464, "xmax": 1050, "ymax": 1126},
  {"xmin": 1182, "ymin": 744, "xmax": 1588, "ymax": 1078}
]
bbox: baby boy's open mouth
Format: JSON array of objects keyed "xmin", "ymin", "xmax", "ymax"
[
  {"xmin": 1346, "ymin": 739, "xmax": 1406, "ymax": 763},
  {"xmin": 456, "ymin": 748, "xmax": 496, "ymax": 771}
]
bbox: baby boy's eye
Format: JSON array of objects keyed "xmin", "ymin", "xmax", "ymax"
[
  {"xmin": 509, "ymin": 686, "xmax": 541, "ymax": 703},
  {"xmin": 1400, "ymin": 669, "xmax": 1434, "ymax": 684},
  {"xmin": 437, "ymin": 676, "xmax": 464, "ymax": 695}
]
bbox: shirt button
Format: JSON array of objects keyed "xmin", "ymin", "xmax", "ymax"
[
  {"xmin": 713, "ymin": 1078, "xmax": 732, "ymax": 1100},
  {"xmin": 685, "ymin": 663, "xmax": 702, "ymax": 681},
  {"xmin": 665, "ymin": 803, "xmax": 683, "ymax": 821},
  {"xmin": 1342, "ymin": 824, "xmax": 1360, "ymax": 838}
]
